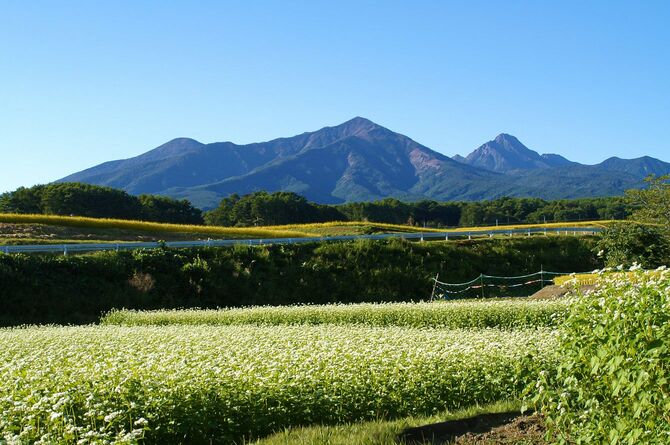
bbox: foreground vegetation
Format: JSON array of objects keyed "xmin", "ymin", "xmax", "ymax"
[
  {"xmin": 102, "ymin": 300, "xmax": 567, "ymax": 329},
  {"xmin": 0, "ymin": 325, "xmax": 556, "ymax": 444},
  {"xmin": 530, "ymin": 268, "xmax": 670, "ymax": 444},
  {"xmin": 2, "ymin": 268, "xmax": 667, "ymax": 443},
  {"xmin": 0, "ymin": 237, "xmax": 599, "ymax": 325}
]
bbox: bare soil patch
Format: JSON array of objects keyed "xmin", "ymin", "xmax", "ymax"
[{"xmin": 399, "ymin": 412, "xmax": 546, "ymax": 444}]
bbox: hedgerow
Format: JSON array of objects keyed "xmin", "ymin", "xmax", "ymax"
[{"xmin": 0, "ymin": 237, "xmax": 600, "ymax": 325}]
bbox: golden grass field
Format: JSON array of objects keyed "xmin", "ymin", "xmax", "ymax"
[
  {"xmin": 0, "ymin": 212, "xmax": 616, "ymax": 244},
  {"xmin": 267, "ymin": 219, "xmax": 614, "ymax": 234}
]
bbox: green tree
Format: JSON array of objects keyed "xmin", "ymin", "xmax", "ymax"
[
  {"xmin": 204, "ymin": 191, "xmax": 345, "ymax": 226},
  {"xmin": 595, "ymin": 222, "xmax": 670, "ymax": 268},
  {"xmin": 626, "ymin": 174, "xmax": 670, "ymax": 229},
  {"xmin": 0, "ymin": 182, "xmax": 204, "ymax": 224},
  {"xmin": 0, "ymin": 185, "xmax": 44, "ymax": 213},
  {"xmin": 139, "ymin": 195, "xmax": 203, "ymax": 225}
]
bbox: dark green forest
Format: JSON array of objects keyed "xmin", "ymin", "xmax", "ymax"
[
  {"xmin": 0, "ymin": 183, "xmax": 203, "ymax": 224},
  {"xmin": 205, "ymin": 191, "xmax": 633, "ymax": 227}
]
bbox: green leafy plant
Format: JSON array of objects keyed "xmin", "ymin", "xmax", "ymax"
[
  {"xmin": 595, "ymin": 222, "xmax": 670, "ymax": 268},
  {"xmin": 529, "ymin": 268, "xmax": 670, "ymax": 444}
]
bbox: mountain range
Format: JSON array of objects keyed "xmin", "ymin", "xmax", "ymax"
[{"xmin": 59, "ymin": 117, "xmax": 670, "ymax": 209}]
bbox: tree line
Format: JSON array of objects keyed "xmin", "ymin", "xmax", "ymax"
[
  {"xmin": 204, "ymin": 191, "xmax": 633, "ymax": 227},
  {"xmin": 0, "ymin": 183, "xmax": 203, "ymax": 224},
  {"xmin": 1, "ymin": 182, "xmax": 638, "ymax": 227}
]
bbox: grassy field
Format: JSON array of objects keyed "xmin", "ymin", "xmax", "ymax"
[
  {"xmin": 0, "ymin": 212, "xmax": 615, "ymax": 245},
  {"xmin": 102, "ymin": 300, "xmax": 568, "ymax": 329}
]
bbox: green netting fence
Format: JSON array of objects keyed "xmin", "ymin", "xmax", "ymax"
[{"xmin": 431, "ymin": 270, "xmax": 589, "ymax": 299}]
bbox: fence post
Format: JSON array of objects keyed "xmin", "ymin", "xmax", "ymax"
[
  {"xmin": 540, "ymin": 266, "xmax": 545, "ymax": 288},
  {"xmin": 430, "ymin": 273, "xmax": 439, "ymax": 302},
  {"xmin": 480, "ymin": 273, "xmax": 485, "ymax": 298},
  {"xmin": 63, "ymin": 245, "xmax": 68, "ymax": 256}
]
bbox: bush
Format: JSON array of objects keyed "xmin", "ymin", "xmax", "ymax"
[
  {"xmin": 595, "ymin": 223, "xmax": 670, "ymax": 268},
  {"xmin": 530, "ymin": 268, "xmax": 670, "ymax": 444}
]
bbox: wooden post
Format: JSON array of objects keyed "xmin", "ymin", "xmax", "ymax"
[
  {"xmin": 430, "ymin": 273, "xmax": 439, "ymax": 302},
  {"xmin": 480, "ymin": 274, "xmax": 485, "ymax": 298}
]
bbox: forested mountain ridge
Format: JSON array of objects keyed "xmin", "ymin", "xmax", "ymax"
[{"xmin": 59, "ymin": 117, "xmax": 670, "ymax": 208}]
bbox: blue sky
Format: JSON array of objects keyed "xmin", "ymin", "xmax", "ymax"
[{"xmin": 1, "ymin": 0, "xmax": 669, "ymax": 193}]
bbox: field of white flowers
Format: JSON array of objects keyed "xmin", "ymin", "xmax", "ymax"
[
  {"xmin": 0, "ymin": 323, "xmax": 558, "ymax": 444},
  {"xmin": 101, "ymin": 299, "xmax": 567, "ymax": 329}
]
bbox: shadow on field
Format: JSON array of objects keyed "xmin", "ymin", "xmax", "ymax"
[{"xmin": 398, "ymin": 411, "xmax": 522, "ymax": 444}]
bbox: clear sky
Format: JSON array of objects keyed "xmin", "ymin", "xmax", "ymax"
[{"xmin": 1, "ymin": 0, "xmax": 669, "ymax": 193}]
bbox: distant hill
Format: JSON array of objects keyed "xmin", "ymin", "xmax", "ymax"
[{"xmin": 59, "ymin": 117, "xmax": 670, "ymax": 208}]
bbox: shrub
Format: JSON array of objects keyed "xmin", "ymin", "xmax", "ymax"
[{"xmin": 530, "ymin": 268, "xmax": 670, "ymax": 444}]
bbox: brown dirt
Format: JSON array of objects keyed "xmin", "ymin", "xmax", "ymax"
[
  {"xmin": 452, "ymin": 413, "xmax": 546, "ymax": 444},
  {"xmin": 528, "ymin": 285, "xmax": 570, "ymax": 300},
  {"xmin": 398, "ymin": 412, "xmax": 546, "ymax": 445}
]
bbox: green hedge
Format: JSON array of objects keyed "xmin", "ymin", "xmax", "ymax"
[
  {"xmin": 530, "ymin": 269, "xmax": 670, "ymax": 443},
  {"xmin": 0, "ymin": 237, "xmax": 600, "ymax": 326}
]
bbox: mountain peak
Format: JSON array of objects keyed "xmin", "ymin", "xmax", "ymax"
[
  {"xmin": 494, "ymin": 133, "xmax": 520, "ymax": 143},
  {"xmin": 335, "ymin": 116, "xmax": 383, "ymax": 134},
  {"xmin": 344, "ymin": 116, "xmax": 375, "ymax": 126},
  {"xmin": 462, "ymin": 134, "xmax": 551, "ymax": 172}
]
